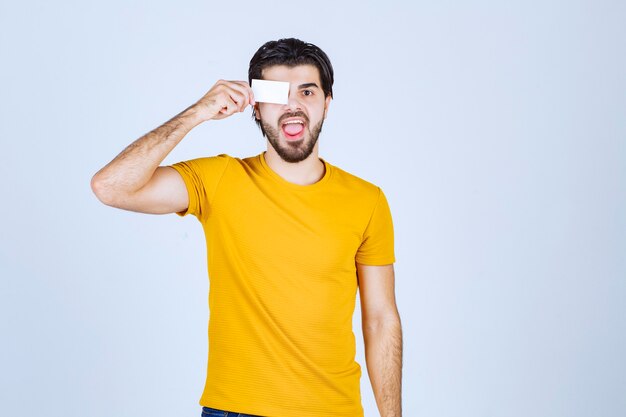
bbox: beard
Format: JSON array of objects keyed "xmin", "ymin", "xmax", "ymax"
[{"xmin": 260, "ymin": 112, "xmax": 324, "ymax": 163}]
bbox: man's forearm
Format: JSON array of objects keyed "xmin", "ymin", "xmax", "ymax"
[
  {"xmin": 364, "ymin": 316, "xmax": 403, "ymax": 417},
  {"xmin": 91, "ymin": 105, "xmax": 202, "ymax": 202}
]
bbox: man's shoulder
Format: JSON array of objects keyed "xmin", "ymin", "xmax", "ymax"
[
  {"xmin": 173, "ymin": 153, "xmax": 232, "ymax": 167},
  {"xmin": 328, "ymin": 161, "xmax": 383, "ymax": 196},
  {"xmin": 173, "ymin": 153, "xmax": 254, "ymax": 173},
  {"xmin": 172, "ymin": 153, "xmax": 271, "ymax": 182}
]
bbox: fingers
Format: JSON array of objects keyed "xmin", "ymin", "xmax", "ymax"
[
  {"xmin": 204, "ymin": 80, "xmax": 254, "ymax": 120},
  {"xmin": 228, "ymin": 80, "xmax": 256, "ymax": 108}
]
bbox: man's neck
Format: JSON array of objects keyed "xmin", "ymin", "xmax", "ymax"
[{"xmin": 264, "ymin": 146, "xmax": 325, "ymax": 186}]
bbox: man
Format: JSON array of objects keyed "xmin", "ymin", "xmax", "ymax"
[{"xmin": 91, "ymin": 38, "xmax": 402, "ymax": 417}]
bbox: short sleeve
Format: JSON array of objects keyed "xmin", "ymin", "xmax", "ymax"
[
  {"xmin": 355, "ymin": 188, "xmax": 395, "ymax": 265},
  {"xmin": 170, "ymin": 155, "xmax": 230, "ymax": 220}
]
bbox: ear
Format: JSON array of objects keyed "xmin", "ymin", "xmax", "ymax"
[
  {"xmin": 254, "ymin": 103, "xmax": 261, "ymax": 120},
  {"xmin": 323, "ymin": 95, "xmax": 332, "ymax": 119}
]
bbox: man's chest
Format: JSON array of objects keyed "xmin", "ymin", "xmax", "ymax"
[{"xmin": 207, "ymin": 179, "xmax": 369, "ymax": 273}]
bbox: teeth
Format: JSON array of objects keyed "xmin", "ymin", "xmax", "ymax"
[{"xmin": 283, "ymin": 120, "xmax": 304, "ymax": 124}]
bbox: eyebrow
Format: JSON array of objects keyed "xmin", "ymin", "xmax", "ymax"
[{"xmin": 298, "ymin": 83, "xmax": 320, "ymax": 90}]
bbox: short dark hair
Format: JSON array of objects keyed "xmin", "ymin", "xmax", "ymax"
[{"xmin": 249, "ymin": 38, "xmax": 334, "ymax": 127}]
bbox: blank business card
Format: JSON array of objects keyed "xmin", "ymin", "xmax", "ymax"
[{"xmin": 251, "ymin": 79, "xmax": 289, "ymax": 104}]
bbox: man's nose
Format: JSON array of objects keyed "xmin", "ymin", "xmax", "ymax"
[{"xmin": 284, "ymin": 91, "xmax": 302, "ymax": 111}]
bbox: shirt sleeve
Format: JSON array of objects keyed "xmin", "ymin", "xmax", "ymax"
[
  {"xmin": 355, "ymin": 188, "xmax": 396, "ymax": 265},
  {"xmin": 169, "ymin": 154, "xmax": 231, "ymax": 221}
]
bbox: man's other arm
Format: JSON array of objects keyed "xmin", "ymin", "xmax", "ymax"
[
  {"xmin": 358, "ymin": 263, "xmax": 403, "ymax": 417},
  {"xmin": 90, "ymin": 80, "xmax": 254, "ymax": 214}
]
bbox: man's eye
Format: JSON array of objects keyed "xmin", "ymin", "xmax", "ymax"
[{"xmin": 303, "ymin": 90, "xmax": 313, "ymax": 96}]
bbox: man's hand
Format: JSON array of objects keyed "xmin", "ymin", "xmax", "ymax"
[{"xmin": 192, "ymin": 80, "xmax": 256, "ymax": 122}]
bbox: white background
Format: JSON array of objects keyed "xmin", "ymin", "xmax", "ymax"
[{"xmin": 1, "ymin": 1, "xmax": 624, "ymax": 416}]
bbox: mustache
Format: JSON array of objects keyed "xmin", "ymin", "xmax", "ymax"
[{"xmin": 278, "ymin": 111, "xmax": 309, "ymax": 125}]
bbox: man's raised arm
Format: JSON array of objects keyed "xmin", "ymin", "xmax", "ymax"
[{"xmin": 90, "ymin": 80, "xmax": 254, "ymax": 214}]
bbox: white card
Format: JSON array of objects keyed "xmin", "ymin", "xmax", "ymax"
[{"xmin": 251, "ymin": 79, "xmax": 289, "ymax": 104}]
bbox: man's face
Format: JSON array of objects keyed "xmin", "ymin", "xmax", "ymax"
[{"xmin": 255, "ymin": 64, "xmax": 331, "ymax": 163}]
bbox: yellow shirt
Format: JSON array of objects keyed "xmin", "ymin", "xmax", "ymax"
[{"xmin": 171, "ymin": 153, "xmax": 394, "ymax": 417}]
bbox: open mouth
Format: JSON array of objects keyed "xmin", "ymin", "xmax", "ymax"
[{"xmin": 281, "ymin": 119, "xmax": 306, "ymax": 141}]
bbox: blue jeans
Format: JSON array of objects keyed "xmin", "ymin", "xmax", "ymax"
[{"xmin": 201, "ymin": 406, "xmax": 263, "ymax": 417}]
